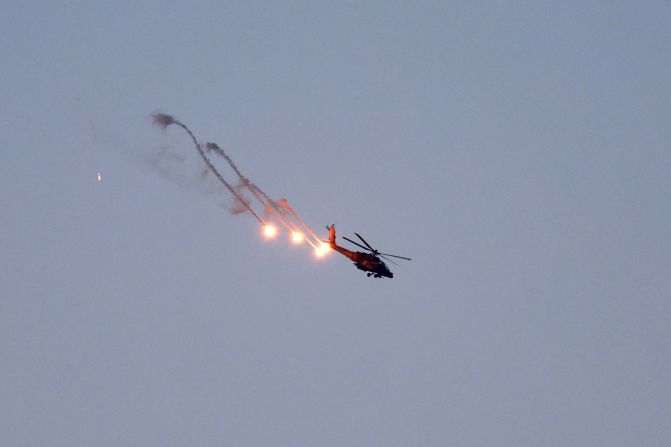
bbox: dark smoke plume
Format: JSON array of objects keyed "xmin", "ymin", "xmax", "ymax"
[{"xmin": 152, "ymin": 113, "xmax": 175, "ymax": 128}]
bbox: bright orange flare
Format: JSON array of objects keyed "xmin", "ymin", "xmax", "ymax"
[
  {"xmin": 291, "ymin": 232, "xmax": 304, "ymax": 244},
  {"xmin": 263, "ymin": 224, "xmax": 278, "ymax": 239},
  {"xmin": 314, "ymin": 242, "xmax": 330, "ymax": 258}
]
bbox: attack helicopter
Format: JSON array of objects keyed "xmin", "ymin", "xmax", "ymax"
[{"xmin": 325, "ymin": 225, "xmax": 411, "ymax": 278}]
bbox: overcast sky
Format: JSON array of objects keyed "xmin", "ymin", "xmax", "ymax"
[{"xmin": 2, "ymin": 1, "xmax": 670, "ymax": 446}]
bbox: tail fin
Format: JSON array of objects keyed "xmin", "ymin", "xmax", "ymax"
[{"xmin": 325, "ymin": 225, "xmax": 336, "ymax": 247}]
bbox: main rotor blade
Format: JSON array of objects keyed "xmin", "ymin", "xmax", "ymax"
[
  {"xmin": 379, "ymin": 253, "xmax": 412, "ymax": 261},
  {"xmin": 342, "ymin": 236, "xmax": 373, "ymax": 252},
  {"xmin": 354, "ymin": 233, "xmax": 376, "ymax": 252},
  {"xmin": 379, "ymin": 255, "xmax": 399, "ymax": 266}
]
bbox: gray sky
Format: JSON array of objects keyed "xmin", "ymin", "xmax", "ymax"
[{"xmin": 2, "ymin": 1, "xmax": 670, "ymax": 445}]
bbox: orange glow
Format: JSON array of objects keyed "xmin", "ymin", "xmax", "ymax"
[
  {"xmin": 263, "ymin": 224, "xmax": 278, "ymax": 239},
  {"xmin": 291, "ymin": 232, "xmax": 304, "ymax": 244},
  {"xmin": 314, "ymin": 242, "xmax": 330, "ymax": 258}
]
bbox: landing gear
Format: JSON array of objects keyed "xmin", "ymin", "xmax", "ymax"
[{"xmin": 367, "ymin": 273, "xmax": 373, "ymax": 277}]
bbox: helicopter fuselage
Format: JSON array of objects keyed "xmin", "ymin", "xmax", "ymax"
[
  {"xmin": 329, "ymin": 244, "xmax": 393, "ymax": 278},
  {"xmin": 325, "ymin": 225, "xmax": 410, "ymax": 279}
]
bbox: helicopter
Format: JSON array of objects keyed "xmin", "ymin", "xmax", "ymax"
[{"xmin": 325, "ymin": 225, "xmax": 411, "ymax": 278}]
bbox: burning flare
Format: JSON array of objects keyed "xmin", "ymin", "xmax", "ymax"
[
  {"xmin": 263, "ymin": 224, "xmax": 278, "ymax": 239},
  {"xmin": 314, "ymin": 242, "xmax": 330, "ymax": 258}
]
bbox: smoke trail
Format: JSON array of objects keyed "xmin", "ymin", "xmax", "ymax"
[
  {"xmin": 152, "ymin": 113, "xmax": 265, "ymax": 224},
  {"xmin": 205, "ymin": 142, "xmax": 244, "ymax": 178},
  {"xmin": 205, "ymin": 142, "xmax": 308, "ymax": 241},
  {"xmin": 278, "ymin": 197, "xmax": 321, "ymax": 244}
]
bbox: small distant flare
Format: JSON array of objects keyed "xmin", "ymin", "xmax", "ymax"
[
  {"xmin": 96, "ymin": 172, "xmax": 102, "ymax": 182},
  {"xmin": 291, "ymin": 232, "xmax": 304, "ymax": 244}
]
